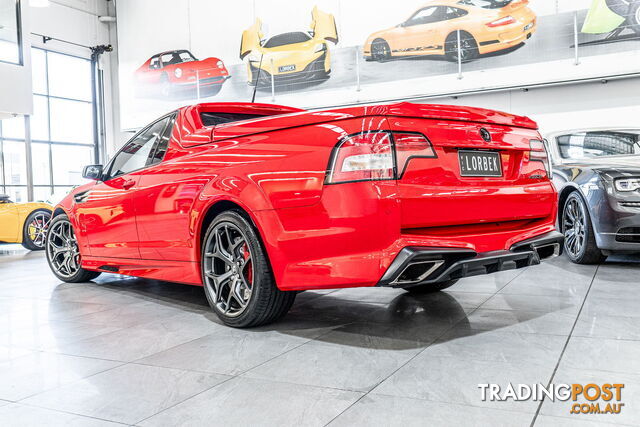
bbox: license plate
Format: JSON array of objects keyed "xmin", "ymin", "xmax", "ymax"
[
  {"xmin": 278, "ymin": 65, "xmax": 296, "ymax": 72},
  {"xmin": 459, "ymin": 150, "xmax": 503, "ymax": 177}
]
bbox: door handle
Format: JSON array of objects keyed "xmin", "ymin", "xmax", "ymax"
[{"xmin": 122, "ymin": 179, "xmax": 136, "ymax": 190}]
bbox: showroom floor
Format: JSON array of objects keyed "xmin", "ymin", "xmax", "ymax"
[{"xmin": 0, "ymin": 245, "xmax": 637, "ymax": 426}]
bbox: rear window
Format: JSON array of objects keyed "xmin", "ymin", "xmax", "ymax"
[
  {"xmin": 263, "ymin": 32, "xmax": 311, "ymax": 48},
  {"xmin": 201, "ymin": 112, "xmax": 266, "ymax": 127},
  {"xmin": 557, "ymin": 131, "xmax": 640, "ymax": 159},
  {"xmin": 457, "ymin": 0, "xmax": 513, "ymax": 9}
]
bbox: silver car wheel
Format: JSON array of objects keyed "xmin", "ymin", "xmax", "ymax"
[
  {"xmin": 46, "ymin": 219, "xmax": 81, "ymax": 278},
  {"xmin": 563, "ymin": 197, "xmax": 586, "ymax": 258},
  {"xmin": 203, "ymin": 222, "xmax": 254, "ymax": 318}
]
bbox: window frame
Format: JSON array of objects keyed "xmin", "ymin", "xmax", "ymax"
[
  {"xmin": 102, "ymin": 112, "xmax": 177, "ymax": 182},
  {"xmin": 0, "ymin": 0, "xmax": 24, "ymax": 66}
]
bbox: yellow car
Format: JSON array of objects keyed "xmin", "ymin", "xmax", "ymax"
[
  {"xmin": 364, "ymin": 0, "xmax": 537, "ymax": 63},
  {"xmin": 0, "ymin": 195, "xmax": 52, "ymax": 250},
  {"xmin": 240, "ymin": 6, "xmax": 339, "ymax": 86}
]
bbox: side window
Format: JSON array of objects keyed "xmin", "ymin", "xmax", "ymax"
[
  {"xmin": 446, "ymin": 7, "xmax": 468, "ymax": 19},
  {"xmin": 149, "ymin": 114, "xmax": 176, "ymax": 165},
  {"xmin": 149, "ymin": 57, "xmax": 161, "ymax": 69},
  {"xmin": 106, "ymin": 118, "xmax": 170, "ymax": 180},
  {"xmin": 406, "ymin": 6, "xmax": 443, "ymax": 26}
]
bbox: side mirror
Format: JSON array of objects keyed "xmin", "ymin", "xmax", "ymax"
[{"xmin": 83, "ymin": 164, "xmax": 103, "ymax": 181}]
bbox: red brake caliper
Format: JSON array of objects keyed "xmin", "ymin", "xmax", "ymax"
[{"xmin": 241, "ymin": 243, "xmax": 253, "ymax": 286}]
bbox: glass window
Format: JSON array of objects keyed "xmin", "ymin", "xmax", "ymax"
[
  {"xmin": 0, "ymin": 114, "xmax": 24, "ymax": 139},
  {"xmin": 149, "ymin": 114, "xmax": 176, "ymax": 165},
  {"xmin": 107, "ymin": 118, "xmax": 169, "ymax": 179},
  {"xmin": 31, "ymin": 142, "xmax": 50, "ymax": 185},
  {"xmin": 406, "ymin": 7, "xmax": 443, "ymax": 26},
  {"xmin": 33, "ymin": 186, "xmax": 52, "ymax": 203},
  {"xmin": 2, "ymin": 140, "xmax": 26, "ymax": 185},
  {"xmin": 31, "ymin": 48, "xmax": 47, "ymax": 94},
  {"xmin": 31, "ymin": 95, "xmax": 49, "ymax": 141},
  {"xmin": 47, "ymin": 51, "xmax": 92, "ymax": 101},
  {"xmin": 49, "ymin": 98, "xmax": 92, "ymax": 143},
  {"xmin": 557, "ymin": 131, "xmax": 640, "ymax": 159},
  {"xmin": 0, "ymin": 0, "xmax": 22, "ymax": 65},
  {"xmin": 51, "ymin": 144, "xmax": 93, "ymax": 186},
  {"xmin": 5, "ymin": 186, "xmax": 26, "ymax": 202}
]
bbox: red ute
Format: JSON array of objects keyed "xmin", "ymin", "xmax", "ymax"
[
  {"xmin": 46, "ymin": 102, "xmax": 563, "ymax": 327},
  {"xmin": 134, "ymin": 50, "xmax": 230, "ymax": 98}
]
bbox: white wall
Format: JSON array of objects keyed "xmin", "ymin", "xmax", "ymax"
[
  {"xmin": 0, "ymin": 0, "xmax": 32, "ymax": 118},
  {"xmin": 416, "ymin": 76, "xmax": 640, "ymax": 136}
]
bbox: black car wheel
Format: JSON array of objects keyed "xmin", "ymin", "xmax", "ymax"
[
  {"xmin": 201, "ymin": 210, "xmax": 296, "ymax": 328},
  {"xmin": 45, "ymin": 214, "xmax": 101, "ymax": 282},
  {"xmin": 371, "ymin": 39, "xmax": 391, "ymax": 62},
  {"xmin": 403, "ymin": 280, "xmax": 459, "ymax": 294},
  {"xmin": 22, "ymin": 209, "xmax": 51, "ymax": 251},
  {"xmin": 562, "ymin": 192, "xmax": 606, "ymax": 264},
  {"xmin": 445, "ymin": 32, "xmax": 479, "ymax": 63}
]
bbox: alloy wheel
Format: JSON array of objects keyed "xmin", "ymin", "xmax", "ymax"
[
  {"xmin": 46, "ymin": 219, "xmax": 81, "ymax": 278},
  {"xmin": 372, "ymin": 41, "xmax": 390, "ymax": 61},
  {"xmin": 563, "ymin": 198, "xmax": 586, "ymax": 258},
  {"xmin": 27, "ymin": 212, "xmax": 51, "ymax": 248},
  {"xmin": 203, "ymin": 222, "xmax": 254, "ymax": 317}
]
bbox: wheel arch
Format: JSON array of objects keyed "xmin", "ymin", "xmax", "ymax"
[{"xmin": 557, "ymin": 184, "xmax": 594, "ymax": 232}]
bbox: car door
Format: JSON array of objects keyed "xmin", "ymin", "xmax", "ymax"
[
  {"xmin": 76, "ymin": 117, "xmax": 172, "ymax": 259},
  {"xmin": 0, "ymin": 201, "xmax": 19, "ymax": 242},
  {"xmin": 397, "ymin": 6, "xmax": 445, "ymax": 52},
  {"xmin": 133, "ymin": 113, "xmax": 199, "ymax": 261}
]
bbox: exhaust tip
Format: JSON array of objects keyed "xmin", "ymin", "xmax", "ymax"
[
  {"xmin": 393, "ymin": 260, "xmax": 444, "ymax": 285},
  {"xmin": 534, "ymin": 243, "xmax": 561, "ymax": 260}
]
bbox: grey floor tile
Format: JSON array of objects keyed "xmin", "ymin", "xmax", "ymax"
[
  {"xmin": 22, "ymin": 363, "xmax": 228, "ymax": 425},
  {"xmin": 540, "ymin": 367, "xmax": 639, "ymax": 426},
  {"xmin": 574, "ymin": 313, "xmax": 640, "ymax": 341},
  {"xmin": 0, "ymin": 403, "xmax": 123, "ymax": 426},
  {"xmin": 449, "ymin": 268, "xmax": 524, "ymax": 293},
  {"xmin": 0, "ymin": 346, "xmax": 32, "ymax": 364},
  {"xmin": 53, "ymin": 312, "xmax": 225, "ymax": 362},
  {"xmin": 245, "ymin": 332, "xmax": 423, "ymax": 392},
  {"xmin": 0, "ymin": 352, "xmax": 120, "ymax": 401},
  {"xmin": 463, "ymin": 308, "xmax": 576, "ymax": 336},
  {"xmin": 498, "ymin": 261, "xmax": 596, "ymax": 297},
  {"xmin": 140, "ymin": 377, "xmax": 362, "ymax": 427},
  {"xmin": 560, "ymin": 337, "xmax": 640, "ymax": 374},
  {"xmin": 535, "ymin": 415, "xmax": 622, "ymax": 427},
  {"xmin": 372, "ymin": 355, "xmax": 553, "ymax": 413},
  {"xmin": 0, "ymin": 321, "xmax": 122, "ymax": 351},
  {"xmin": 137, "ymin": 328, "xmax": 316, "ymax": 375},
  {"xmin": 331, "ymin": 394, "xmax": 533, "ymax": 427},
  {"xmin": 481, "ymin": 294, "xmax": 583, "ymax": 314},
  {"xmin": 423, "ymin": 328, "xmax": 567, "ymax": 367},
  {"xmin": 581, "ymin": 297, "xmax": 640, "ymax": 319}
]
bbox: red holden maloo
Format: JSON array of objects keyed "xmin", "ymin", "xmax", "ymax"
[{"xmin": 45, "ymin": 102, "xmax": 563, "ymax": 327}]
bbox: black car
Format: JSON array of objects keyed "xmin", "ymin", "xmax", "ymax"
[{"xmin": 546, "ymin": 129, "xmax": 640, "ymax": 264}]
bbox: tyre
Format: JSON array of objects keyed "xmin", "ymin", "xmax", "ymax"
[
  {"xmin": 21, "ymin": 209, "xmax": 51, "ymax": 251},
  {"xmin": 562, "ymin": 192, "xmax": 606, "ymax": 264},
  {"xmin": 403, "ymin": 280, "xmax": 459, "ymax": 294},
  {"xmin": 201, "ymin": 210, "xmax": 296, "ymax": 328},
  {"xmin": 371, "ymin": 38, "xmax": 391, "ymax": 62},
  {"xmin": 445, "ymin": 31, "xmax": 479, "ymax": 62},
  {"xmin": 629, "ymin": 2, "xmax": 640, "ymax": 34},
  {"xmin": 45, "ymin": 214, "xmax": 101, "ymax": 283}
]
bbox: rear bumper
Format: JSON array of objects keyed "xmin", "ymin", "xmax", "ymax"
[{"xmin": 378, "ymin": 231, "xmax": 563, "ymax": 288}]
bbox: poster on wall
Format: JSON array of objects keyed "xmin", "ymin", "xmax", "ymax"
[{"xmin": 117, "ymin": 0, "xmax": 640, "ymax": 130}]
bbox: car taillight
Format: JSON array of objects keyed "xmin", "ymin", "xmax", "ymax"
[
  {"xmin": 528, "ymin": 139, "xmax": 552, "ymax": 178},
  {"xmin": 487, "ymin": 16, "xmax": 516, "ymax": 27},
  {"xmin": 326, "ymin": 132, "xmax": 394, "ymax": 184},
  {"xmin": 325, "ymin": 131, "xmax": 436, "ymax": 184},
  {"xmin": 393, "ymin": 132, "xmax": 437, "ymax": 176}
]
